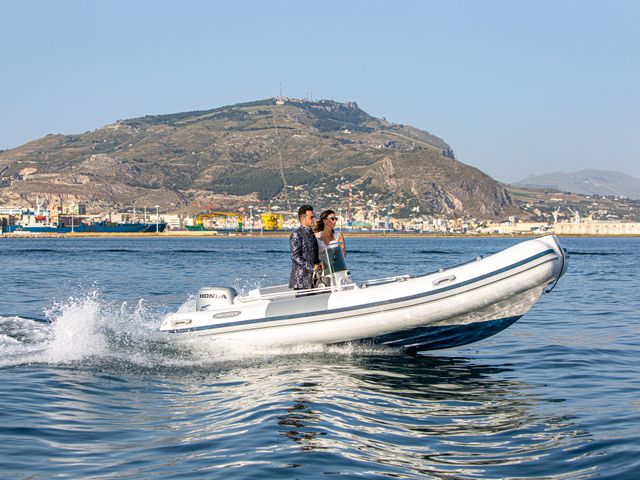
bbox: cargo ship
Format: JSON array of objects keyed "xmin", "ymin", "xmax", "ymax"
[
  {"xmin": 0, "ymin": 202, "xmax": 170, "ymax": 234},
  {"xmin": 3, "ymin": 220, "xmax": 166, "ymax": 234}
]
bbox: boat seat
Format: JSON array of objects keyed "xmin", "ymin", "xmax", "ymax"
[{"xmin": 246, "ymin": 284, "xmax": 292, "ymax": 299}]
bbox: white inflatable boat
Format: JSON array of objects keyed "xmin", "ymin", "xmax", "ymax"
[{"xmin": 160, "ymin": 235, "xmax": 569, "ymax": 352}]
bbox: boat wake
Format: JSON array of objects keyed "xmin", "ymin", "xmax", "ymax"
[{"xmin": 0, "ymin": 290, "xmax": 394, "ymax": 370}]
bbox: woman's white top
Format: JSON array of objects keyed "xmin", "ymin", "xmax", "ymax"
[{"xmin": 315, "ymin": 230, "xmax": 341, "ymax": 255}]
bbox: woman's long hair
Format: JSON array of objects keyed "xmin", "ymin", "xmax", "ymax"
[{"xmin": 314, "ymin": 209, "xmax": 335, "ymax": 233}]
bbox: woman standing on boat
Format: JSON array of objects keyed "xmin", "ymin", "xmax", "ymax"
[{"xmin": 315, "ymin": 209, "xmax": 347, "ymax": 257}]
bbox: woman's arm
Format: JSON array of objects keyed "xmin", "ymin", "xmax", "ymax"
[{"xmin": 339, "ymin": 232, "xmax": 347, "ymax": 257}]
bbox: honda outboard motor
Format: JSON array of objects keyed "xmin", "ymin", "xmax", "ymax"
[
  {"xmin": 316, "ymin": 244, "xmax": 353, "ymax": 290},
  {"xmin": 196, "ymin": 287, "xmax": 238, "ymax": 311}
]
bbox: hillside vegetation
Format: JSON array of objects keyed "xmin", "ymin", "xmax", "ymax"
[{"xmin": 0, "ymin": 98, "xmax": 517, "ymax": 218}]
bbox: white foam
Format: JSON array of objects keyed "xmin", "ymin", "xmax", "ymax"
[
  {"xmin": 0, "ymin": 316, "xmax": 51, "ymax": 366},
  {"xmin": 43, "ymin": 291, "xmax": 107, "ymax": 363},
  {"xmin": 0, "ymin": 291, "xmax": 161, "ymax": 367},
  {"xmin": 0, "ymin": 333, "xmax": 20, "ymax": 346},
  {"xmin": 0, "ymin": 315, "xmax": 50, "ymax": 342}
]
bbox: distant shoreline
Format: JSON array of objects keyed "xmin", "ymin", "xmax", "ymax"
[{"xmin": 1, "ymin": 231, "xmax": 639, "ymax": 239}]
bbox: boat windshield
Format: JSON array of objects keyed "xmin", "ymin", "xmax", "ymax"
[{"xmin": 321, "ymin": 244, "xmax": 348, "ymax": 275}]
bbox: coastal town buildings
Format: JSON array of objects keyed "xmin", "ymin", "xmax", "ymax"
[{"xmin": 2, "ymin": 188, "xmax": 639, "ymax": 235}]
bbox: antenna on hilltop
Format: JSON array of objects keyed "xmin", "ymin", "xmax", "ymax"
[{"xmin": 276, "ymin": 83, "xmax": 285, "ymax": 105}]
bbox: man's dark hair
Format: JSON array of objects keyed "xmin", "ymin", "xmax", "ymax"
[{"xmin": 298, "ymin": 204, "xmax": 313, "ymax": 220}]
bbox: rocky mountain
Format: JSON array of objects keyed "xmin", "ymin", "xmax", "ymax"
[
  {"xmin": 515, "ymin": 169, "xmax": 640, "ymax": 200},
  {"xmin": 0, "ymin": 99, "xmax": 518, "ymax": 218}
]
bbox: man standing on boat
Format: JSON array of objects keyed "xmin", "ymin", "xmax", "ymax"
[{"xmin": 289, "ymin": 204, "xmax": 322, "ymax": 290}]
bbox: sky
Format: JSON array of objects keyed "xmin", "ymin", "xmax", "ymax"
[{"xmin": 1, "ymin": 0, "xmax": 638, "ymax": 183}]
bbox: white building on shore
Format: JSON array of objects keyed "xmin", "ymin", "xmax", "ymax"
[{"xmin": 553, "ymin": 221, "xmax": 640, "ymax": 235}]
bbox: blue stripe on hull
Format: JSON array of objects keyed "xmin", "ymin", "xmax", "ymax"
[{"xmin": 369, "ymin": 316, "xmax": 522, "ymax": 352}]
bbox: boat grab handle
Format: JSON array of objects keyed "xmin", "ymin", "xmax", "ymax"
[{"xmin": 433, "ymin": 275, "xmax": 456, "ymax": 286}]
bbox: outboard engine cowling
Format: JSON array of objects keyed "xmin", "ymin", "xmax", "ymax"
[{"xmin": 196, "ymin": 287, "xmax": 237, "ymax": 311}]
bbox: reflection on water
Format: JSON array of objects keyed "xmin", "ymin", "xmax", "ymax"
[
  {"xmin": 265, "ymin": 354, "xmax": 593, "ymax": 478},
  {"xmin": 0, "ymin": 344, "xmax": 610, "ymax": 478},
  {"xmin": 37, "ymin": 352, "xmax": 582, "ymax": 479}
]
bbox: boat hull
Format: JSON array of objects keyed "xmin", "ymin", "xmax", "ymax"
[
  {"xmin": 160, "ymin": 235, "xmax": 568, "ymax": 351},
  {"xmin": 375, "ymin": 316, "xmax": 522, "ymax": 352}
]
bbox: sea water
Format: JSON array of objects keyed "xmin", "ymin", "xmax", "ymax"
[{"xmin": 1, "ymin": 236, "xmax": 639, "ymax": 479}]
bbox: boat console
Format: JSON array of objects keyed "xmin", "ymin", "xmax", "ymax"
[
  {"xmin": 243, "ymin": 243, "xmax": 354, "ymax": 300},
  {"xmin": 315, "ymin": 243, "xmax": 353, "ymax": 290}
]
